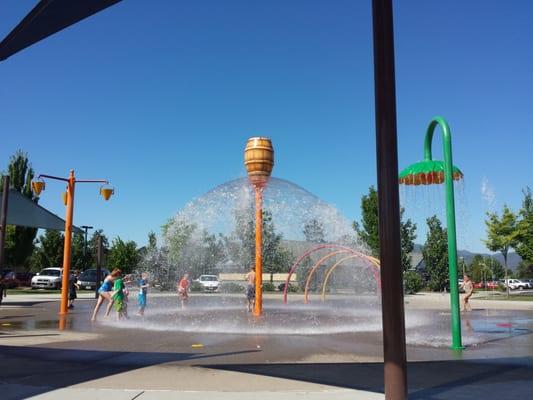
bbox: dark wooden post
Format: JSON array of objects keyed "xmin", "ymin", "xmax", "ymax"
[
  {"xmin": 371, "ymin": 0, "xmax": 408, "ymax": 399},
  {"xmin": 0, "ymin": 176, "xmax": 10, "ymax": 277}
]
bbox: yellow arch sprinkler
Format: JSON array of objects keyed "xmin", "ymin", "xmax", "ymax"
[
  {"xmin": 321, "ymin": 255, "xmax": 381, "ymax": 302},
  {"xmin": 399, "ymin": 116, "xmax": 464, "ymax": 350},
  {"xmin": 244, "ymin": 137, "xmax": 274, "ymax": 317}
]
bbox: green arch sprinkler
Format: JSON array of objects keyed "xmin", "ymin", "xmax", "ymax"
[{"xmin": 399, "ymin": 116, "xmax": 464, "ymax": 350}]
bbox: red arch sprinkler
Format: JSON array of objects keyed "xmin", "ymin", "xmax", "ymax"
[
  {"xmin": 320, "ymin": 255, "xmax": 381, "ymax": 302},
  {"xmin": 282, "ymin": 243, "xmax": 381, "ymax": 304},
  {"xmin": 303, "ymin": 250, "xmax": 380, "ymax": 304}
]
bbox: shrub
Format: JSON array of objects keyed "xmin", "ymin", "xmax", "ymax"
[
  {"xmin": 190, "ymin": 281, "xmax": 203, "ymax": 292},
  {"xmin": 1, "ymin": 278, "xmax": 22, "ymax": 289},
  {"xmin": 287, "ymin": 283, "xmax": 299, "ymax": 293},
  {"xmin": 219, "ymin": 282, "xmax": 245, "ymax": 293},
  {"xmin": 262, "ymin": 282, "xmax": 276, "ymax": 292},
  {"xmin": 404, "ymin": 271, "xmax": 423, "ymax": 294}
]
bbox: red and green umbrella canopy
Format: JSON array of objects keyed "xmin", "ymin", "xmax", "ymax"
[{"xmin": 399, "ymin": 160, "xmax": 463, "ymax": 185}]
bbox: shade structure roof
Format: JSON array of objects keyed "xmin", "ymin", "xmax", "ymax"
[
  {"xmin": 2, "ymin": 189, "xmax": 81, "ymax": 233},
  {"xmin": 0, "ymin": 0, "xmax": 123, "ymax": 61}
]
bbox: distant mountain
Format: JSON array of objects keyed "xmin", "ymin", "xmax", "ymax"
[
  {"xmin": 412, "ymin": 244, "xmax": 522, "ymax": 270},
  {"xmin": 280, "ymin": 240, "xmax": 523, "ymax": 271}
]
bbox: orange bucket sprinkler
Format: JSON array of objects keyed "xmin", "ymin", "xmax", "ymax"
[
  {"xmin": 31, "ymin": 178, "xmax": 45, "ymax": 196},
  {"xmin": 100, "ymin": 184, "xmax": 114, "ymax": 201}
]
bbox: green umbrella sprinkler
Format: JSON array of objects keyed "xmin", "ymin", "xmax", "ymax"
[{"xmin": 399, "ymin": 116, "xmax": 464, "ymax": 350}]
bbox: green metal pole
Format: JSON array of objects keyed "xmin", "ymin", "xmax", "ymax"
[{"xmin": 424, "ymin": 116, "xmax": 463, "ymax": 350}]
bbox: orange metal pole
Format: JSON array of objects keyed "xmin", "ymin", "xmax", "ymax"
[
  {"xmin": 253, "ymin": 185, "xmax": 263, "ymax": 317},
  {"xmin": 59, "ymin": 170, "xmax": 75, "ymax": 315}
]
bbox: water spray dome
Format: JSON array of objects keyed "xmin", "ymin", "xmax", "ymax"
[{"xmin": 399, "ymin": 160, "xmax": 463, "ymax": 185}]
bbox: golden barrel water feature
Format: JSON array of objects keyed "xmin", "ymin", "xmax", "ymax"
[
  {"xmin": 244, "ymin": 137, "xmax": 274, "ymax": 317},
  {"xmin": 244, "ymin": 137, "xmax": 274, "ymax": 186}
]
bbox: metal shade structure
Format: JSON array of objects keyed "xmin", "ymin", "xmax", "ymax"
[
  {"xmin": 1, "ymin": 188, "xmax": 81, "ymax": 233},
  {"xmin": 0, "ymin": 0, "xmax": 123, "ymax": 61}
]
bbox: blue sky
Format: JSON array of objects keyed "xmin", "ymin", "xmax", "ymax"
[{"xmin": 1, "ymin": 0, "xmax": 531, "ymax": 253}]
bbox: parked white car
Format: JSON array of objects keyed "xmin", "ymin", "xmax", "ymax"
[
  {"xmin": 503, "ymin": 279, "xmax": 531, "ymax": 290},
  {"xmin": 196, "ymin": 275, "xmax": 220, "ymax": 292},
  {"xmin": 31, "ymin": 267, "xmax": 63, "ymax": 289}
]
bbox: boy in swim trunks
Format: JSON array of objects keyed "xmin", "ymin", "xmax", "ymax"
[{"xmin": 245, "ymin": 266, "xmax": 255, "ymax": 312}]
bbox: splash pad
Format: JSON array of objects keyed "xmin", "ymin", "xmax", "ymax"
[{"xmin": 133, "ymin": 174, "xmax": 387, "ymax": 336}]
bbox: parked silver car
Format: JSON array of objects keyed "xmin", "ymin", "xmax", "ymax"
[
  {"xmin": 195, "ymin": 275, "xmax": 220, "ymax": 292},
  {"xmin": 31, "ymin": 267, "xmax": 62, "ymax": 289}
]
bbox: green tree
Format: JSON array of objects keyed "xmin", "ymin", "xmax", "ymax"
[
  {"xmin": 231, "ymin": 206, "xmax": 294, "ymax": 282},
  {"xmin": 262, "ymin": 212, "xmax": 295, "ymax": 282},
  {"xmin": 353, "ymin": 186, "xmax": 417, "ymax": 270},
  {"xmin": 515, "ymin": 187, "xmax": 533, "ymax": 264},
  {"xmin": 108, "ymin": 237, "xmax": 140, "ymax": 274},
  {"xmin": 422, "ymin": 215, "xmax": 449, "ymax": 291},
  {"xmin": 400, "ymin": 209, "xmax": 417, "ymax": 271},
  {"xmin": 87, "ymin": 230, "xmax": 109, "ymax": 267},
  {"xmin": 232, "ymin": 206, "xmax": 256, "ymax": 269},
  {"xmin": 148, "ymin": 231, "xmax": 157, "ymax": 250},
  {"xmin": 71, "ymin": 232, "xmax": 92, "ymax": 271},
  {"xmin": 353, "ymin": 186, "xmax": 380, "ymax": 256},
  {"xmin": 183, "ymin": 230, "xmax": 227, "ymax": 278},
  {"xmin": 163, "ymin": 219, "xmax": 195, "ymax": 266},
  {"xmin": 469, "ymin": 254, "xmax": 504, "ymax": 282},
  {"xmin": 4, "ymin": 151, "xmax": 38, "ymax": 267},
  {"xmin": 201, "ymin": 232, "xmax": 226, "ymax": 275},
  {"xmin": 30, "ymin": 230, "xmax": 64, "ymax": 272},
  {"xmin": 484, "ymin": 205, "xmax": 518, "ymax": 296},
  {"xmin": 516, "ymin": 261, "xmax": 533, "ymax": 279},
  {"xmin": 303, "ymin": 219, "xmax": 326, "ymax": 243}
]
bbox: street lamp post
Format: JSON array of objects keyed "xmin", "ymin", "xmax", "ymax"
[
  {"xmin": 81, "ymin": 225, "xmax": 93, "ymax": 261},
  {"xmin": 399, "ymin": 116, "xmax": 464, "ymax": 350},
  {"xmin": 32, "ymin": 170, "xmax": 113, "ymax": 315}
]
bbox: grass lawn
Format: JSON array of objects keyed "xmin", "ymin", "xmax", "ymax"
[
  {"xmin": 6, "ymin": 288, "xmax": 96, "ymax": 295},
  {"xmin": 476, "ymin": 293, "xmax": 533, "ymax": 301},
  {"xmin": 6, "ymin": 288, "xmax": 59, "ymax": 295}
]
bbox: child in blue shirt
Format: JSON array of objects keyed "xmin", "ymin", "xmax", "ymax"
[{"xmin": 137, "ymin": 272, "xmax": 149, "ymax": 316}]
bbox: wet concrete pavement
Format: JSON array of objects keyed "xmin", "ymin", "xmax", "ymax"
[{"xmin": 1, "ymin": 292, "xmax": 532, "ymax": 399}]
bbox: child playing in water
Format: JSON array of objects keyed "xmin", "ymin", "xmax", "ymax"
[
  {"xmin": 245, "ymin": 266, "xmax": 255, "ymax": 312},
  {"xmin": 177, "ymin": 273, "xmax": 190, "ymax": 309},
  {"xmin": 460, "ymin": 274, "xmax": 474, "ymax": 312},
  {"xmin": 91, "ymin": 268, "xmax": 121, "ymax": 321},
  {"xmin": 137, "ymin": 272, "xmax": 149, "ymax": 316},
  {"xmin": 112, "ymin": 274, "xmax": 132, "ymax": 320},
  {"xmin": 68, "ymin": 270, "xmax": 79, "ymax": 309}
]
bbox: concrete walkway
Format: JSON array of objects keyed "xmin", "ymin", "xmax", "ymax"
[{"xmin": 3, "ymin": 386, "xmax": 383, "ymax": 400}]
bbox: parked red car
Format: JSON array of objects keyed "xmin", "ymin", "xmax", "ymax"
[
  {"xmin": 485, "ymin": 281, "xmax": 500, "ymax": 290},
  {"xmin": 473, "ymin": 282, "xmax": 485, "ymax": 289}
]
